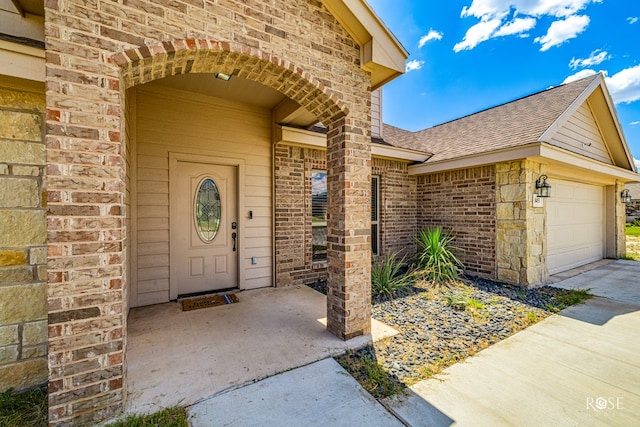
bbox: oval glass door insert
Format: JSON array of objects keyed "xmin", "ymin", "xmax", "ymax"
[{"xmin": 195, "ymin": 177, "xmax": 221, "ymax": 242}]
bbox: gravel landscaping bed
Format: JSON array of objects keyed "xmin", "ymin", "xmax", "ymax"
[{"xmin": 307, "ymin": 276, "xmax": 591, "ymax": 398}]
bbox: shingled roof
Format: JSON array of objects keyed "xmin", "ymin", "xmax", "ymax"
[{"xmin": 384, "ymin": 74, "xmax": 599, "ymax": 163}]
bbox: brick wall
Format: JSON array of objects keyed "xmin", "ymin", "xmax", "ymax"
[
  {"xmin": 274, "ymin": 144, "xmax": 327, "ymax": 287},
  {"xmin": 0, "ymin": 83, "xmax": 48, "ymax": 392},
  {"xmin": 417, "ymin": 166, "xmax": 496, "ymax": 279},
  {"xmin": 275, "ymin": 148, "xmax": 416, "ymax": 286},
  {"xmin": 45, "ymin": 0, "xmax": 371, "ymax": 423},
  {"xmin": 372, "ymin": 158, "xmax": 417, "ymax": 258}
]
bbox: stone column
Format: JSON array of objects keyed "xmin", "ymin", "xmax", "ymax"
[
  {"xmin": 495, "ymin": 160, "xmax": 546, "ymax": 286},
  {"xmin": 325, "ymin": 116, "xmax": 372, "ymax": 340}
]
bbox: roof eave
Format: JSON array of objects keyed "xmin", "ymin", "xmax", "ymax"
[
  {"xmin": 321, "ymin": 0, "xmax": 408, "ymax": 89},
  {"xmin": 408, "ymin": 142, "xmax": 640, "ymax": 183}
]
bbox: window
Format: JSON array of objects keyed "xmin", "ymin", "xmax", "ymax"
[
  {"xmin": 311, "ymin": 170, "xmax": 327, "ymax": 261},
  {"xmin": 371, "ymin": 175, "xmax": 380, "ymax": 256}
]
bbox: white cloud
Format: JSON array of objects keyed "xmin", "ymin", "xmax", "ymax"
[
  {"xmin": 605, "ymin": 64, "xmax": 640, "ymax": 104},
  {"xmin": 631, "ymin": 121, "xmax": 640, "ymax": 126},
  {"xmin": 462, "ymin": 0, "xmax": 599, "ymax": 20},
  {"xmin": 562, "ymin": 69, "xmax": 597, "ymax": 84},
  {"xmin": 456, "ymin": 0, "xmax": 600, "ymax": 51},
  {"xmin": 405, "ymin": 59, "xmax": 425, "ymax": 72},
  {"xmin": 494, "ymin": 17, "xmax": 537, "ymax": 37},
  {"xmin": 418, "ymin": 29, "xmax": 443, "ymax": 48},
  {"xmin": 635, "ymin": 158, "xmax": 640, "ymax": 170},
  {"xmin": 562, "ymin": 65, "xmax": 640, "ymax": 104},
  {"xmin": 454, "ymin": 19, "xmax": 502, "ymax": 52},
  {"xmin": 534, "ymin": 14, "xmax": 590, "ymax": 51},
  {"xmin": 569, "ymin": 49, "xmax": 610, "ymax": 69},
  {"xmin": 628, "ymin": 17, "xmax": 639, "ymax": 24}
]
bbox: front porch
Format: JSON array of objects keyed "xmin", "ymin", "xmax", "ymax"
[{"xmin": 126, "ymin": 285, "xmax": 398, "ymax": 414}]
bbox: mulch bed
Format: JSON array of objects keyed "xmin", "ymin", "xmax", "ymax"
[{"xmin": 307, "ymin": 276, "xmax": 584, "ymax": 398}]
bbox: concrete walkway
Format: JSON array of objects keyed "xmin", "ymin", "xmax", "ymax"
[
  {"xmin": 189, "ymin": 358, "xmax": 403, "ymax": 427},
  {"xmin": 384, "ymin": 260, "xmax": 640, "ymax": 426},
  {"xmin": 186, "ymin": 260, "xmax": 639, "ymax": 426}
]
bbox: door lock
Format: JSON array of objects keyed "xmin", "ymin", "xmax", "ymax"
[{"xmin": 232, "ymin": 222, "xmax": 237, "ymax": 230}]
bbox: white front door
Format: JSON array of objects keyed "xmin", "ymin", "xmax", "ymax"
[{"xmin": 171, "ymin": 161, "xmax": 238, "ymax": 296}]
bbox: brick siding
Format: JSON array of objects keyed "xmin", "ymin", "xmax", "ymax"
[
  {"xmin": 275, "ymin": 148, "xmax": 416, "ymax": 288},
  {"xmin": 417, "ymin": 166, "xmax": 497, "ymax": 279},
  {"xmin": 372, "ymin": 158, "xmax": 417, "ymax": 258}
]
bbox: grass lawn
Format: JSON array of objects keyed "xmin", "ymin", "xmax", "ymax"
[
  {"xmin": 626, "ymin": 227, "xmax": 640, "ymax": 261},
  {"xmin": 0, "ymin": 387, "xmax": 188, "ymax": 427},
  {"xmin": 626, "ymin": 226, "xmax": 640, "ymax": 237}
]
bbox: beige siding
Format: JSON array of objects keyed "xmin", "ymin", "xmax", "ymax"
[
  {"xmin": 550, "ymin": 102, "xmax": 613, "ymax": 164},
  {"xmin": 132, "ymin": 85, "xmax": 273, "ymax": 307},
  {"xmin": 371, "ymin": 89, "xmax": 382, "ymax": 139}
]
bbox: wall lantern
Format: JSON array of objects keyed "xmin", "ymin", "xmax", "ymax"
[
  {"xmin": 214, "ymin": 72, "xmax": 232, "ymax": 81},
  {"xmin": 621, "ymin": 189, "xmax": 632, "ymax": 204},
  {"xmin": 535, "ymin": 175, "xmax": 551, "ymax": 198}
]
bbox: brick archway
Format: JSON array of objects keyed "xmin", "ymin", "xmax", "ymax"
[
  {"xmin": 47, "ymin": 34, "xmax": 371, "ymax": 425},
  {"xmin": 110, "ymin": 39, "xmax": 348, "ymax": 124}
]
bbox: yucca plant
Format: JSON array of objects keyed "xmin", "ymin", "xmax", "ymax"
[
  {"xmin": 371, "ymin": 251, "xmax": 411, "ymax": 298},
  {"xmin": 415, "ymin": 227, "xmax": 464, "ymax": 284}
]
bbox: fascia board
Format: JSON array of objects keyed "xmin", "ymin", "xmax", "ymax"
[{"xmin": 408, "ymin": 145, "xmax": 541, "ymax": 175}]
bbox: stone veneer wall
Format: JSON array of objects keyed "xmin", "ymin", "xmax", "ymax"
[
  {"xmin": 0, "ymin": 83, "xmax": 48, "ymax": 391},
  {"xmin": 45, "ymin": 0, "xmax": 372, "ymax": 423},
  {"xmin": 372, "ymin": 158, "xmax": 417, "ymax": 257},
  {"xmin": 275, "ymin": 147, "xmax": 416, "ymax": 286},
  {"xmin": 416, "ymin": 166, "xmax": 496, "ymax": 279},
  {"xmin": 495, "ymin": 160, "xmax": 546, "ymax": 285}
]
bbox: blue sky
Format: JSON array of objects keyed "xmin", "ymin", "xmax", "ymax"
[{"xmin": 367, "ymin": 0, "xmax": 640, "ymax": 168}]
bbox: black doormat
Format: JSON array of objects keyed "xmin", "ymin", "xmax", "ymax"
[{"xmin": 179, "ymin": 293, "xmax": 239, "ymax": 311}]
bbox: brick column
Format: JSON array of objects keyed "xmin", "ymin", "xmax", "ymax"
[{"xmin": 325, "ymin": 116, "xmax": 372, "ymax": 340}]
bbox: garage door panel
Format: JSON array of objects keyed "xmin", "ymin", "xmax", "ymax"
[{"xmin": 547, "ymin": 180, "xmax": 604, "ymax": 275}]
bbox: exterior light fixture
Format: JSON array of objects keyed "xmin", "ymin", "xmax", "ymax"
[
  {"xmin": 214, "ymin": 72, "xmax": 232, "ymax": 81},
  {"xmin": 535, "ymin": 175, "xmax": 551, "ymax": 198},
  {"xmin": 621, "ymin": 189, "xmax": 632, "ymax": 204}
]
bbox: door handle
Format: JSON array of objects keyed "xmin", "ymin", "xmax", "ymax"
[{"xmin": 232, "ymin": 232, "xmax": 237, "ymax": 251}]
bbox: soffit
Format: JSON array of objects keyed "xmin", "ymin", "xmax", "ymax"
[
  {"xmin": 2, "ymin": 0, "xmax": 44, "ymax": 16},
  {"xmin": 146, "ymin": 73, "xmax": 317, "ymax": 127}
]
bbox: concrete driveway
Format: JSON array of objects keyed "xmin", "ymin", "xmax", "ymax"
[{"xmin": 385, "ymin": 260, "xmax": 640, "ymax": 426}]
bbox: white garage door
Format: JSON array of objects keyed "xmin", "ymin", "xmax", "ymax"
[{"xmin": 547, "ymin": 180, "xmax": 604, "ymax": 275}]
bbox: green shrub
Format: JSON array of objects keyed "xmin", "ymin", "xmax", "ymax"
[
  {"xmin": 415, "ymin": 227, "xmax": 464, "ymax": 284},
  {"xmin": 371, "ymin": 251, "xmax": 411, "ymax": 298}
]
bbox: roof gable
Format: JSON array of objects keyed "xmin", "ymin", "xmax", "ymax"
[
  {"xmin": 545, "ymin": 100, "xmax": 613, "ymax": 165},
  {"xmin": 541, "ymin": 74, "xmax": 634, "ymax": 170}
]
